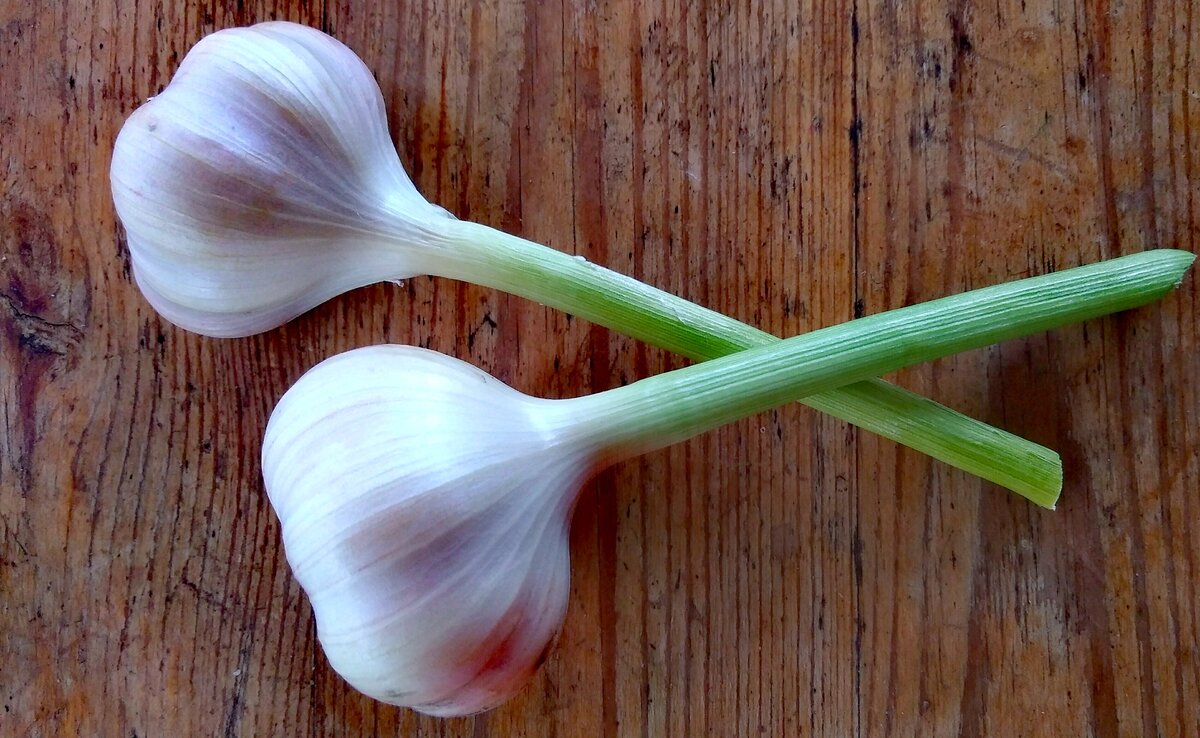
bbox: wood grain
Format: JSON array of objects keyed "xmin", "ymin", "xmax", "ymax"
[{"xmin": 1, "ymin": 0, "xmax": 1197, "ymax": 735}]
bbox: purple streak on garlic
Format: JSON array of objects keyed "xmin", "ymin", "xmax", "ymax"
[
  {"xmin": 262, "ymin": 346, "xmax": 618, "ymax": 716},
  {"xmin": 110, "ymin": 22, "xmax": 455, "ymax": 337}
]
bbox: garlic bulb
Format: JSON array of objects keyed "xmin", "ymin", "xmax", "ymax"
[
  {"xmin": 264, "ymin": 347, "xmax": 594, "ymax": 716},
  {"xmin": 110, "ymin": 22, "xmax": 457, "ymax": 337},
  {"xmin": 110, "ymin": 21, "xmax": 1069, "ymax": 504},
  {"xmin": 261, "ymin": 250, "xmax": 1192, "ymax": 715}
]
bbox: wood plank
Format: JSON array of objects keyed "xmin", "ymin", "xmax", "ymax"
[{"xmin": 0, "ymin": 0, "xmax": 1196, "ymax": 735}]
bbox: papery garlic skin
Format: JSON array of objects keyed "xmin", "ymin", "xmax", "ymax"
[
  {"xmin": 262, "ymin": 346, "xmax": 600, "ymax": 716},
  {"xmin": 110, "ymin": 22, "xmax": 454, "ymax": 337}
]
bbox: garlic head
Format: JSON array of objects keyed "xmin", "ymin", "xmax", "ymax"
[
  {"xmin": 262, "ymin": 346, "xmax": 602, "ymax": 716},
  {"xmin": 110, "ymin": 22, "xmax": 454, "ymax": 337}
]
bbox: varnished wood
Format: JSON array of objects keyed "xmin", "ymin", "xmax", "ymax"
[{"xmin": 1, "ymin": 0, "xmax": 1196, "ymax": 735}]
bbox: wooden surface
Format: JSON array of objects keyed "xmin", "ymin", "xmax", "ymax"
[{"xmin": 2, "ymin": 0, "xmax": 1197, "ymax": 735}]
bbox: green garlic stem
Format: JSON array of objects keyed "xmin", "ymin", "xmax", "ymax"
[
  {"xmin": 581, "ymin": 249, "xmax": 1193, "ymax": 509},
  {"xmin": 443, "ymin": 219, "xmax": 1064, "ymax": 503}
]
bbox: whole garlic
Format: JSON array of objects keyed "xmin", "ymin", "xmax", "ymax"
[
  {"xmin": 110, "ymin": 22, "xmax": 457, "ymax": 337},
  {"xmin": 262, "ymin": 347, "xmax": 606, "ymax": 716},
  {"xmin": 110, "ymin": 21, "xmax": 1069, "ymax": 505},
  {"xmin": 260, "ymin": 248, "xmax": 1192, "ymax": 716}
]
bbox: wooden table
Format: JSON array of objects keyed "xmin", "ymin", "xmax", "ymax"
[{"xmin": 2, "ymin": 1, "xmax": 1196, "ymax": 735}]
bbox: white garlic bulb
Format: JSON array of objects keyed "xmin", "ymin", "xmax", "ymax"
[
  {"xmin": 110, "ymin": 22, "xmax": 457, "ymax": 337},
  {"xmin": 262, "ymin": 347, "xmax": 608, "ymax": 716}
]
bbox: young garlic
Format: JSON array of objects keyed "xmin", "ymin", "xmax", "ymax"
[
  {"xmin": 262, "ymin": 250, "xmax": 1192, "ymax": 716},
  {"xmin": 110, "ymin": 21, "xmax": 456, "ymax": 337},
  {"xmin": 110, "ymin": 20, "xmax": 1065, "ymax": 503}
]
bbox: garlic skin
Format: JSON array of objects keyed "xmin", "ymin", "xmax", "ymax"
[
  {"xmin": 262, "ymin": 346, "xmax": 605, "ymax": 716},
  {"xmin": 110, "ymin": 22, "xmax": 454, "ymax": 337}
]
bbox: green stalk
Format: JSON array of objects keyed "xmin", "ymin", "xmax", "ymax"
[
  {"xmin": 574, "ymin": 249, "xmax": 1192, "ymax": 509},
  {"xmin": 442, "ymin": 220, "xmax": 1067, "ymax": 501}
]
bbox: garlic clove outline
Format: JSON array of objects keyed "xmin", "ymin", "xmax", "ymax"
[{"xmin": 111, "ymin": 22, "xmax": 457, "ymax": 337}]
